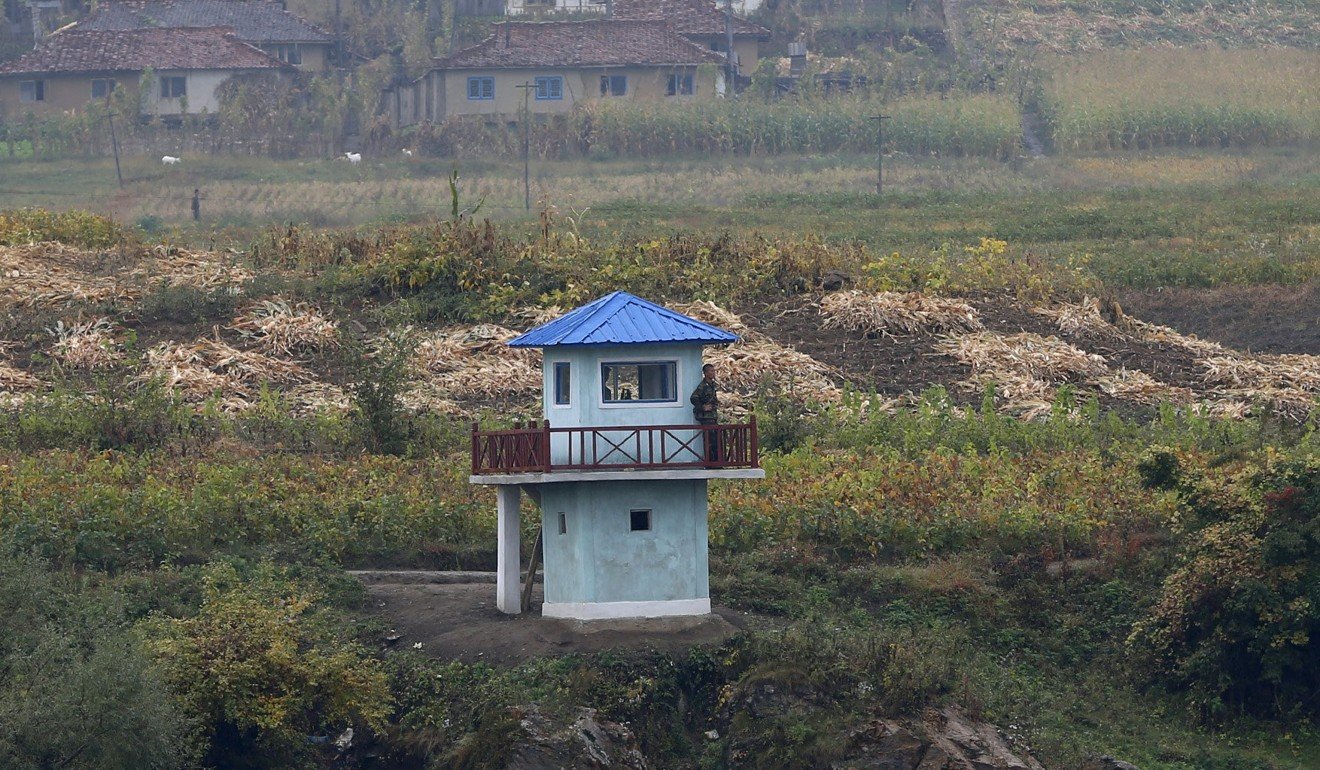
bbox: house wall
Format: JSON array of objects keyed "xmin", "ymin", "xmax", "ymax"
[
  {"xmin": 0, "ymin": 72, "xmax": 135, "ymax": 117},
  {"xmin": 434, "ymin": 64, "xmax": 716, "ymax": 121},
  {"xmin": 506, "ymin": 0, "xmax": 603, "ymax": 14},
  {"xmin": 256, "ymin": 42, "xmax": 329, "ymax": 72},
  {"xmin": 146, "ymin": 69, "xmax": 232, "ymax": 115},
  {"xmin": 539, "ymin": 478, "xmax": 710, "ymax": 614},
  {"xmin": 687, "ymin": 33, "xmax": 760, "ymax": 76}
]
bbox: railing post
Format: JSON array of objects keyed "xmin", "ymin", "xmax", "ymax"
[
  {"xmin": 471, "ymin": 421, "xmax": 480, "ymax": 474},
  {"xmin": 542, "ymin": 420, "xmax": 552, "ymax": 473},
  {"xmin": 750, "ymin": 414, "xmax": 759, "ymax": 468}
]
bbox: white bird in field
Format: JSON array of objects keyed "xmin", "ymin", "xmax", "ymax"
[
  {"xmin": 402, "ymin": 148, "xmax": 413, "ymax": 157},
  {"xmin": 344, "ymin": 152, "xmax": 361, "ymax": 164},
  {"xmin": 161, "ymin": 155, "xmax": 181, "ymax": 165}
]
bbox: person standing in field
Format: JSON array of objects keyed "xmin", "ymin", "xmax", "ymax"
[{"xmin": 691, "ymin": 363, "xmax": 720, "ymax": 464}]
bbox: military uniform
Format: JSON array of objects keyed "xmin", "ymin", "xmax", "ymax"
[
  {"xmin": 690, "ymin": 377, "xmax": 718, "ymax": 424},
  {"xmin": 690, "ymin": 375, "xmax": 720, "ymax": 463}
]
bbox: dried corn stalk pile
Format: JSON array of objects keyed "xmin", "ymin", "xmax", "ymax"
[
  {"xmin": 1200, "ymin": 354, "xmax": 1320, "ymax": 421},
  {"xmin": 1095, "ymin": 368, "xmax": 1196, "ymax": 406},
  {"xmin": 0, "ymin": 360, "xmax": 41, "ymax": 392},
  {"xmin": 674, "ymin": 301, "xmax": 842, "ymax": 407},
  {"xmin": 284, "ymin": 383, "xmax": 351, "ymax": 417},
  {"xmin": 48, "ymin": 317, "xmax": 123, "ymax": 370},
  {"xmin": 145, "ymin": 338, "xmax": 313, "ymax": 411},
  {"xmin": 820, "ymin": 291, "xmax": 982, "ymax": 337},
  {"xmin": 939, "ymin": 331, "xmax": 1109, "ymax": 383},
  {"xmin": 136, "ymin": 247, "xmax": 254, "ymax": 292},
  {"xmin": 939, "ymin": 331, "xmax": 1110, "ymax": 419},
  {"xmin": 398, "ymin": 384, "xmax": 469, "ymax": 417},
  {"xmin": 231, "ymin": 299, "xmax": 339, "ymax": 356},
  {"xmin": 412, "ymin": 324, "xmax": 541, "ymax": 401},
  {"xmin": 0, "ymin": 242, "xmax": 138, "ymax": 309},
  {"xmin": 1033, "ymin": 297, "xmax": 1128, "ymax": 337}
]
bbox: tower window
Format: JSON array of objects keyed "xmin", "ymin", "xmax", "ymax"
[
  {"xmin": 601, "ymin": 361, "xmax": 676, "ymax": 403},
  {"xmin": 558, "ymin": 512, "xmax": 567, "ymax": 535},
  {"xmin": 554, "ymin": 361, "xmax": 571, "ymax": 405},
  {"xmin": 629, "ymin": 509, "xmax": 651, "ymax": 532}
]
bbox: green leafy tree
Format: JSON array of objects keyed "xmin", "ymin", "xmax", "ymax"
[{"xmin": 1130, "ymin": 455, "xmax": 1320, "ymax": 721}]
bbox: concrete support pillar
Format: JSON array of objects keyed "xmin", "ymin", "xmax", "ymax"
[{"xmin": 496, "ymin": 484, "xmax": 521, "ymax": 614}]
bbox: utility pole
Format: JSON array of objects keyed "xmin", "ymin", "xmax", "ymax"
[
  {"xmin": 724, "ymin": 0, "xmax": 735, "ymax": 96},
  {"xmin": 105, "ymin": 104, "xmax": 123, "ymax": 188},
  {"xmin": 515, "ymin": 81, "xmax": 534, "ymax": 212},
  {"xmin": 869, "ymin": 114, "xmax": 890, "ymax": 196}
]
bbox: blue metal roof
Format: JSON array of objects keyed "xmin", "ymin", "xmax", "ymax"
[{"xmin": 508, "ymin": 291, "xmax": 739, "ymax": 347}]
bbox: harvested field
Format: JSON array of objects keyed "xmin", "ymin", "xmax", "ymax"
[
  {"xmin": 0, "ymin": 242, "xmax": 137, "ymax": 309},
  {"xmin": 820, "ymin": 291, "xmax": 982, "ymax": 337},
  {"xmin": 412, "ymin": 324, "xmax": 542, "ymax": 402},
  {"xmin": 675, "ymin": 301, "xmax": 842, "ymax": 409},
  {"xmin": 0, "ymin": 252, "xmax": 1315, "ymax": 424},
  {"xmin": 144, "ymin": 338, "xmax": 314, "ymax": 412}
]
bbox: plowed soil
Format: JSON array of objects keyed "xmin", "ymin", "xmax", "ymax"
[{"xmin": 1120, "ymin": 284, "xmax": 1320, "ymax": 355}]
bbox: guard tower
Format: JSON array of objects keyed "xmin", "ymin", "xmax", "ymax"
[{"xmin": 470, "ymin": 292, "xmax": 765, "ymax": 620}]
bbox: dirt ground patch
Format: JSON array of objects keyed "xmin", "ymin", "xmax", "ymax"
[
  {"xmin": 1120, "ymin": 283, "xmax": 1320, "ymax": 355},
  {"xmin": 361, "ymin": 581, "xmax": 759, "ymax": 666}
]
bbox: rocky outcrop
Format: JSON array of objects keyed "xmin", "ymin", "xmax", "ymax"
[
  {"xmin": 832, "ymin": 707, "xmax": 1046, "ymax": 770},
  {"xmin": 502, "ymin": 706, "xmax": 649, "ymax": 770}
]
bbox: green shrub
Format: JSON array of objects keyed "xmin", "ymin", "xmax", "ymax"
[
  {"xmin": 144, "ymin": 560, "xmax": 393, "ymax": 765},
  {"xmin": 0, "ymin": 208, "xmax": 128, "ymax": 248},
  {"xmin": 0, "ymin": 550, "xmax": 189, "ymax": 769},
  {"xmin": 1129, "ymin": 455, "xmax": 1320, "ymax": 721}
]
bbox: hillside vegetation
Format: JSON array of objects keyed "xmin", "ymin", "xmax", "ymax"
[{"xmin": 1, "ymin": 206, "xmax": 1320, "ymax": 767}]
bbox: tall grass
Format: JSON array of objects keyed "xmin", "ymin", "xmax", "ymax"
[{"xmin": 1042, "ymin": 48, "xmax": 1320, "ymax": 151}]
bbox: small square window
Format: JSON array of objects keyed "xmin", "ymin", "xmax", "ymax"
[
  {"xmin": 277, "ymin": 44, "xmax": 302, "ymax": 65},
  {"xmin": 600, "ymin": 74, "xmax": 626, "ymax": 97},
  {"xmin": 553, "ymin": 362, "xmax": 571, "ymax": 406},
  {"xmin": 91, "ymin": 78, "xmax": 116, "ymax": 100},
  {"xmin": 666, "ymin": 73, "xmax": 694, "ymax": 96},
  {"xmin": 160, "ymin": 76, "xmax": 186, "ymax": 99},
  {"xmin": 535, "ymin": 76, "xmax": 562, "ymax": 100},
  {"xmin": 558, "ymin": 512, "xmax": 567, "ymax": 535},
  {"xmin": 19, "ymin": 80, "xmax": 44, "ymax": 103},
  {"xmin": 629, "ymin": 509, "xmax": 651, "ymax": 532},
  {"xmin": 467, "ymin": 76, "xmax": 494, "ymax": 100}
]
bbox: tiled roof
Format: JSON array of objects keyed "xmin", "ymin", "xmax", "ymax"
[
  {"xmin": 78, "ymin": 0, "xmax": 330, "ymax": 44},
  {"xmin": 0, "ymin": 27, "xmax": 292, "ymax": 74},
  {"xmin": 437, "ymin": 20, "xmax": 726, "ymax": 69},
  {"xmin": 612, "ymin": 0, "xmax": 770, "ymax": 39},
  {"xmin": 509, "ymin": 291, "xmax": 739, "ymax": 347}
]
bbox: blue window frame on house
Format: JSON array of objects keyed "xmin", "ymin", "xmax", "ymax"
[
  {"xmin": 535, "ymin": 76, "xmax": 563, "ymax": 100},
  {"xmin": 467, "ymin": 76, "xmax": 494, "ymax": 100},
  {"xmin": 666, "ymin": 73, "xmax": 694, "ymax": 96},
  {"xmin": 600, "ymin": 361, "xmax": 676, "ymax": 404},
  {"xmin": 599, "ymin": 75, "xmax": 627, "ymax": 97},
  {"xmin": 553, "ymin": 362, "xmax": 571, "ymax": 405}
]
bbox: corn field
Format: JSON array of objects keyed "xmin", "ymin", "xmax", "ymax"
[
  {"xmin": 576, "ymin": 93, "xmax": 1022, "ymax": 159},
  {"xmin": 1041, "ymin": 49, "xmax": 1320, "ymax": 152}
]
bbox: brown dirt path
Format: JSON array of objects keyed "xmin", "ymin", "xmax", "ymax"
[{"xmin": 361, "ymin": 581, "xmax": 758, "ymax": 666}]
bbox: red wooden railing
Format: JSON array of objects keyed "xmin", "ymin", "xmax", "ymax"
[{"xmin": 471, "ymin": 418, "xmax": 759, "ymax": 474}]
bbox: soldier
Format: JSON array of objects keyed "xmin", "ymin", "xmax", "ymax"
[{"xmin": 690, "ymin": 363, "xmax": 720, "ymax": 463}]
